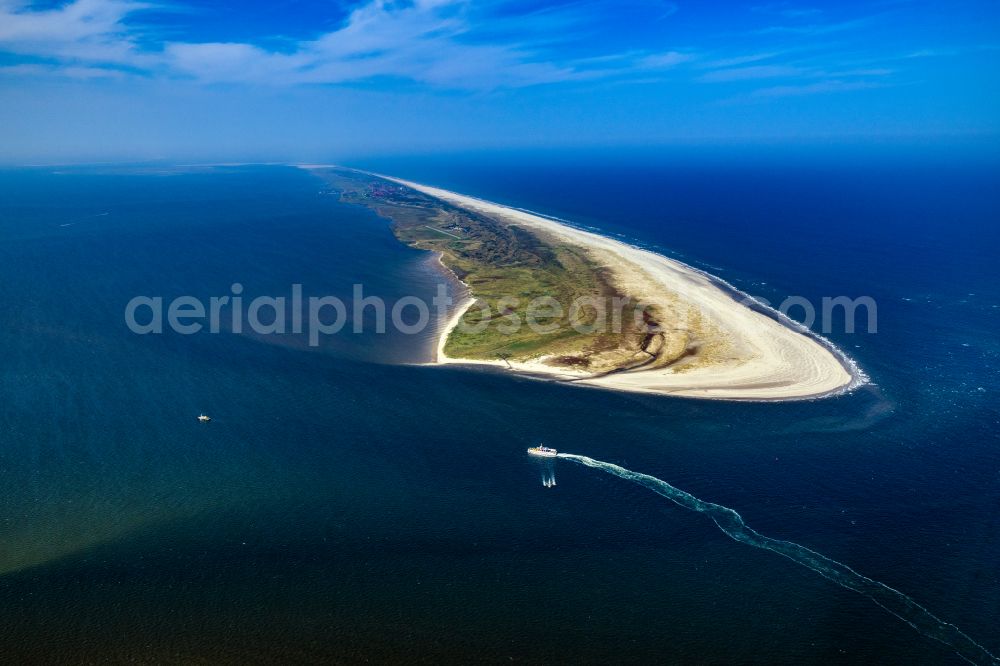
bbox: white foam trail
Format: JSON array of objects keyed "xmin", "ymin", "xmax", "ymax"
[
  {"xmin": 558, "ymin": 453, "xmax": 997, "ymax": 665},
  {"xmin": 536, "ymin": 459, "xmax": 557, "ymax": 488}
]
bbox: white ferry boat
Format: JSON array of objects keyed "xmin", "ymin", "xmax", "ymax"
[{"xmin": 527, "ymin": 445, "xmax": 557, "ymax": 457}]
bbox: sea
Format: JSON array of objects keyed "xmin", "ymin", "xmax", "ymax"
[{"xmin": 0, "ymin": 150, "xmax": 997, "ymax": 664}]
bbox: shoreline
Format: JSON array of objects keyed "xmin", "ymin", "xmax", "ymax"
[{"xmin": 355, "ymin": 168, "xmax": 864, "ymax": 401}]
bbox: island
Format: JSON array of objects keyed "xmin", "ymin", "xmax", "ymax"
[{"xmin": 310, "ymin": 166, "xmax": 860, "ymax": 400}]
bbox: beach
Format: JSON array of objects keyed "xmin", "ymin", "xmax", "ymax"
[{"xmin": 383, "ymin": 175, "xmax": 859, "ymax": 400}]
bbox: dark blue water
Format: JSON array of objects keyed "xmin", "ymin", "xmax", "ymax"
[{"xmin": 0, "ymin": 157, "xmax": 997, "ymax": 663}]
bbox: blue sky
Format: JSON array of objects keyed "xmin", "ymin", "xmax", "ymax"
[{"xmin": 1, "ymin": 0, "xmax": 998, "ymax": 162}]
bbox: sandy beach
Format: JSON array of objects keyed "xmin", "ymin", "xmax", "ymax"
[{"xmin": 383, "ymin": 175, "xmax": 860, "ymax": 401}]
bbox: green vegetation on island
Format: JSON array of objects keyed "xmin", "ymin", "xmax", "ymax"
[{"xmin": 319, "ymin": 168, "xmax": 672, "ymax": 373}]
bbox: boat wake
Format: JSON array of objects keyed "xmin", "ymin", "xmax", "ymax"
[
  {"xmin": 532, "ymin": 458, "xmax": 557, "ymax": 488},
  {"xmin": 557, "ymin": 453, "xmax": 998, "ymax": 665}
]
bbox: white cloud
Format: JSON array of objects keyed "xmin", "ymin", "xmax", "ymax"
[
  {"xmin": 0, "ymin": 0, "xmax": 151, "ymax": 65},
  {"xmin": 636, "ymin": 50, "xmax": 694, "ymax": 69},
  {"xmin": 0, "ymin": 62, "xmax": 127, "ymax": 78},
  {"xmin": 0, "ymin": 0, "xmax": 682, "ymax": 89},
  {"xmin": 754, "ymin": 15, "xmax": 878, "ymax": 36},
  {"xmin": 165, "ymin": 42, "xmax": 304, "ymax": 83},
  {"xmin": 826, "ymin": 67, "xmax": 894, "ymax": 77},
  {"xmin": 752, "ymin": 4, "xmax": 823, "ymax": 19},
  {"xmin": 751, "ymin": 79, "xmax": 884, "ymax": 98},
  {"xmin": 903, "ymin": 48, "xmax": 959, "ymax": 58},
  {"xmin": 163, "ymin": 1, "xmax": 584, "ymax": 89},
  {"xmin": 700, "ymin": 64, "xmax": 804, "ymax": 82},
  {"xmin": 700, "ymin": 52, "xmax": 781, "ymax": 69},
  {"xmin": 162, "ymin": 1, "xmax": 695, "ymax": 89}
]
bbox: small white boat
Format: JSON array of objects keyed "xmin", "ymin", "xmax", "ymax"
[
  {"xmin": 527, "ymin": 445, "xmax": 557, "ymax": 457},
  {"xmin": 197, "ymin": 414, "xmax": 211, "ymax": 422}
]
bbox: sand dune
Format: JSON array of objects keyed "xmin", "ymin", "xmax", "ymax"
[{"xmin": 384, "ymin": 175, "xmax": 860, "ymax": 401}]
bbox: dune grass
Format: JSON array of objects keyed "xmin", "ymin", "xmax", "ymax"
[{"xmin": 322, "ymin": 169, "xmax": 661, "ymax": 371}]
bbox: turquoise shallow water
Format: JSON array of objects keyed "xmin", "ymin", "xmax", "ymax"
[{"xmin": 0, "ymin": 160, "xmax": 997, "ymax": 663}]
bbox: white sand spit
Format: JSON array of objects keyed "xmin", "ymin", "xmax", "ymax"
[{"xmin": 384, "ymin": 175, "xmax": 860, "ymax": 401}]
